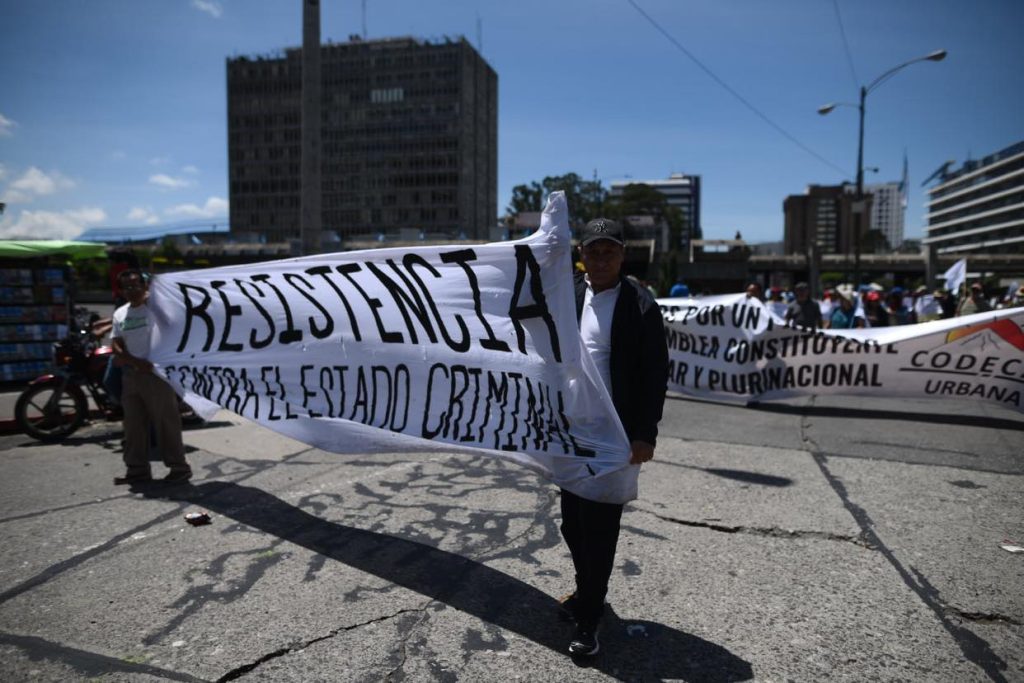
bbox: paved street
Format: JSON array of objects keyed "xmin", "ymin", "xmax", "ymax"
[{"xmin": 0, "ymin": 392, "xmax": 1021, "ymax": 681}]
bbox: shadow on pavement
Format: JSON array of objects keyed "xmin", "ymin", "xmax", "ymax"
[
  {"xmin": 150, "ymin": 482, "xmax": 753, "ymax": 682},
  {"xmin": 658, "ymin": 460, "xmax": 793, "ymax": 487},
  {"xmin": 698, "ymin": 468, "xmax": 792, "ymax": 487},
  {"xmin": 665, "ymin": 393, "xmax": 1024, "ymax": 431},
  {"xmin": 751, "ymin": 402, "xmax": 1024, "ymax": 431}
]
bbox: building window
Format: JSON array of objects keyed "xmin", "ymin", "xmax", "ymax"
[{"xmin": 371, "ymin": 87, "xmax": 405, "ymax": 104}]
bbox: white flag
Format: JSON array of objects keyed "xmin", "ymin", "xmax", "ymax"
[{"xmin": 942, "ymin": 258, "xmax": 967, "ymax": 293}]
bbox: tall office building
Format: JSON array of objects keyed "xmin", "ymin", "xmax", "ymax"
[
  {"xmin": 609, "ymin": 173, "xmax": 702, "ymax": 243},
  {"xmin": 863, "ymin": 181, "xmax": 905, "ymax": 250},
  {"xmin": 923, "ymin": 140, "xmax": 1024, "ymax": 254},
  {"xmin": 783, "ymin": 184, "xmax": 870, "ymax": 255},
  {"xmin": 227, "ymin": 36, "xmax": 497, "ymax": 245}
]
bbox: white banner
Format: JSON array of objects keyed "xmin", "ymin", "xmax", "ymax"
[
  {"xmin": 943, "ymin": 258, "xmax": 967, "ymax": 292},
  {"xmin": 146, "ymin": 192, "xmax": 637, "ymax": 504},
  {"xmin": 659, "ymin": 294, "xmax": 1024, "ymax": 411}
]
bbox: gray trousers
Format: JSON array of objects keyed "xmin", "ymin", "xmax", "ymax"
[{"xmin": 121, "ymin": 369, "xmax": 189, "ymax": 477}]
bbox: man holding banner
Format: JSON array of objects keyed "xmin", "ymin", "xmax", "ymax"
[
  {"xmin": 111, "ymin": 270, "xmax": 192, "ymax": 485},
  {"xmin": 560, "ymin": 218, "xmax": 669, "ymax": 657}
]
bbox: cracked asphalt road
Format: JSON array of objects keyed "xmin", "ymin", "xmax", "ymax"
[{"xmin": 0, "ymin": 392, "xmax": 1021, "ymax": 681}]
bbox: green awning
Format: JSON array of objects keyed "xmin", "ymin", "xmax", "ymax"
[{"xmin": 0, "ymin": 240, "xmax": 108, "ymax": 261}]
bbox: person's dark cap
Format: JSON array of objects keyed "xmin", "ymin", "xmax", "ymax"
[
  {"xmin": 580, "ymin": 218, "xmax": 624, "ymax": 246},
  {"xmin": 970, "ymin": 282, "xmax": 983, "ymax": 291},
  {"xmin": 794, "ymin": 282, "xmax": 809, "ymax": 290}
]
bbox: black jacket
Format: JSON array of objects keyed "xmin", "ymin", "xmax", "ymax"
[{"xmin": 574, "ymin": 274, "xmax": 669, "ymax": 447}]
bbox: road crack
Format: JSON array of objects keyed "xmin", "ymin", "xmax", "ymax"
[
  {"xmin": 945, "ymin": 608, "xmax": 1023, "ymax": 627},
  {"xmin": 216, "ymin": 607, "xmax": 424, "ymax": 682},
  {"xmin": 384, "ymin": 608, "xmax": 434, "ymax": 682},
  {"xmin": 637, "ymin": 507, "xmax": 874, "ymax": 548},
  {"xmin": 800, "ymin": 397, "xmax": 1011, "ymax": 682}
]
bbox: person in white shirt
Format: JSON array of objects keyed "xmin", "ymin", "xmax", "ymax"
[
  {"xmin": 559, "ymin": 218, "xmax": 668, "ymax": 658},
  {"xmin": 111, "ymin": 270, "xmax": 192, "ymax": 485}
]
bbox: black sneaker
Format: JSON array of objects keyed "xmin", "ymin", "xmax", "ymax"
[
  {"xmin": 113, "ymin": 473, "xmax": 153, "ymax": 485},
  {"xmin": 163, "ymin": 470, "xmax": 192, "ymax": 483},
  {"xmin": 568, "ymin": 624, "xmax": 600, "ymax": 657},
  {"xmin": 557, "ymin": 592, "xmax": 579, "ymax": 622}
]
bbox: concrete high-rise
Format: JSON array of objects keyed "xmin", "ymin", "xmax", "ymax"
[
  {"xmin": 863, "ymin": 181, "xmax": 905, "ymax": 250},
  {"xmin": 783, "ymin": 184, "xmax": 870, "ymax": 255},
  {"xmin": 923, "ymin": 140, "xmax": 1024, "ymax": 255},
  {"xmin": 227, "ymin": 36, "xmax": 497, "ymax": 245}
]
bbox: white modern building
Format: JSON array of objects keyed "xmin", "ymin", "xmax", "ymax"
[
  {"xmin": 864, "ymin": 182, "xmax": 905, "ymax": 249},
  {"xmin": 923, "ymin": 140, "xmax": 1024, "ymax": 254}
]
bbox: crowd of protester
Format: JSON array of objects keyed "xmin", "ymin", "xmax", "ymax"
[{"xmin": 659, "ymin": 278, "xmax": 1024, "ymax": 328}]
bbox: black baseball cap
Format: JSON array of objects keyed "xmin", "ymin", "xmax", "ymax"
[{"xmin": 580, "ymin": 218, "xmax": 624, "ymax": 246}]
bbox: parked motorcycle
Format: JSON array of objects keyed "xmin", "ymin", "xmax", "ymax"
[
  {"xmin": 15, "ymin": 309, "xmax": 198, "ymax": 442},
  {"xmin": 15, "ymin": 315, "xmax": 118, "ymax": 442}
]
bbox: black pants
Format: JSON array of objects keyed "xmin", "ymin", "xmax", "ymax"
[{"xmin": 559, "ymin": 488, "xmax": 624, "ymax": 627}]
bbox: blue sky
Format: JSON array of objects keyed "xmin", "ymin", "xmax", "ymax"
[{"xmin": 1, "ymin": 0, "xmax": 1021, "ymax": 244}]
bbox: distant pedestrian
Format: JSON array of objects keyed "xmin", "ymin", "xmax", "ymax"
[
  {"xmin": 768, "ymin": 288, "xmax": 789, "ymax": 319},
  {"xmin": 819, "ymin": 289, "xmax": 835, "ymax": 321},
  {"xmin": 863, "ymin": 291, "xmax": 888, "ymax": 328},
  {"xmin": 957, "ymin": 283, "xmax": 992, "ymax": 317},
  {"xmin": 784, "ymin": 282, "xmax": 821, "ymax": 329},
  {"xmin": 745, "ymin": 282, "xmax": 763, "ymax": 302},
  {"xmin": 669, "ymin": 282, "xmax": 690, "ymax": 298},
  {"xmin": 826, "ymin": 287, "xmax": 864, "ymax": 329},
  {"xmin": 935, "ymin": 289, "xmax": 956, "ymax": 319},
  {"xmin": 914, "ymin": 288, "xmax": 943, "ymax": 322},
  {"xmin": 886, "ymin": 289, "xmax": 913, "ymax": 326}
]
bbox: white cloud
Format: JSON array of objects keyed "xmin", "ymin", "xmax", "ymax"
[
  {"xmin": 182, "ymin": 164, "xmax": 200, "ymax": 175},
  {"xmin": 0, "ymin": 163, "xmax": 8, "ymax": 182},
  {"xmin": 149, "ymin": 156, "xmax": 170, "ymax": 166},
  {"xmin": 127, "ymin": 206, "xmax": 160, "ymax": 225},
  {"xmin": 2, "ymin": 189, "xmax": 31, "ymax": 204},
  {"xmin": 1, "ymin": 167, "xmax": 76, "ymax": 204},
  {"xmin": 192, "ymin": 0, "xmax": 223, "ymax": 18},
  {"xmin": 165, "ymin": 196, "xmax": 229, "ymax": 219},
  {"xmin": 0, "ymin": 206, "xmax": 107, "ymax": 240},
  {"xmin": 149, "ymin": 173, "xmax": 192, "ymax": 190},
  {"xmin": 0, "ymin": 113, "xmax": 15, "ymax": 137}
]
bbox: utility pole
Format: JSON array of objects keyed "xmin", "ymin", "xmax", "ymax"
[
  {"xmin": 819, "ymin": 49, "xmax": 946, "ymax": 287},
  {"xmin": 300, "ymin": 0, "xmax": 322, "ymax": 255},
  {"xmin": 853, "ymin": 84, "xmax": 866, "ymax": 287}
]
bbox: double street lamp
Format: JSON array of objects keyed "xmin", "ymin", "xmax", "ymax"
[{"xmin": 818, "ymin": 49, "xmax": 947, "ymax": 286}]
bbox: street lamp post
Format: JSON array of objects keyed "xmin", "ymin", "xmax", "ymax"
[{"xmin": 819, "ymin": 49, "xmax": 946, "ymax": 287}]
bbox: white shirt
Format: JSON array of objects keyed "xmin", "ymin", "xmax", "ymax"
[
  {"xmin": 112, "ymin": 302, "xmax": 153, "ymax": 360},
  {"xmin": 915, "ymin": 295, "xmax": 941, "ymax": 319},
  {"xmin": 769, "ymin": 301, "xmax": 788, "ymax": 319},
  {"xmin": 580, "ymin": 279, "xmax": 620, "ymax": 395},
  {"xmin": 819, "ymin": 299, "xmax": 833, "ymax": 319}
]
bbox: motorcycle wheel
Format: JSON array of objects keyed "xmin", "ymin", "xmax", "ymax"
[{"xmin": 15, "ymin": 383, "xmax": 88, "ymax": 442}]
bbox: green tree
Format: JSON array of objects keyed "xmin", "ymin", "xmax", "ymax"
[
  {"xmin": 507, "ymin": 173, "xmax": 608, "ymax": 227},
  {"xmin": 862, "ymin": 228, "xmax": 891, "ymax": 254},
  {"xmin": 604, "ymin": 183, "xmax": 689, "ymax": 293},
  {"xmin": 508, "ymin": 181, "xmax": 544, "ymax": 214},
  {"xmin": 540, "ymin": 173, "xmax": 606, "ymax": 226}
]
